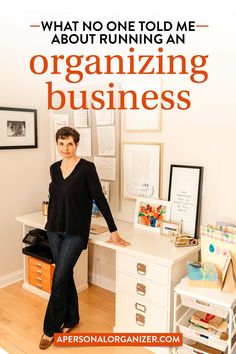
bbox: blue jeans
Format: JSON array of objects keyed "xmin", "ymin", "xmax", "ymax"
[{"xmin": 43, "ymin": 231, "xmax": 84, "ymax": 336}]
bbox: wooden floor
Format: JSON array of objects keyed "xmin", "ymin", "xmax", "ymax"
[{"xmin": 0, "ymin": 282, "xmax": 150, "ymax": 354}]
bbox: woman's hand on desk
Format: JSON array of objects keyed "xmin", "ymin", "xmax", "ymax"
[{"xmin": 107, "ymin": 231, "xmax": 130, "ymax": 247}]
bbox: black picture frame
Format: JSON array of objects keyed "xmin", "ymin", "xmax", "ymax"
[
  {"xmin": 0, "ymin": 107, "xmax": 38, "ymax": 149},
  {"xmin": 168, "ymin": 164, "xmax": 203, "ymax": 238}
]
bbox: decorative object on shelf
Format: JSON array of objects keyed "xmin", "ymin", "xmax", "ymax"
[
  {"xmin": 42, "ymin": 201, "xmax": 48, "ymax": 216},
  {"xmin": 170, "ymin": 231, "xmax": 199, "ymax": 247},
  {"xmin": 92, "ymin": 200, "xmax": 101, "ymax": 217},
  {"xmin": 168, "ymin": 164, "xmax": 203, "ymax": 238},
  {"xmin": 186, "ymin": 261, "xmax": 219, "ymax": 288},
  {"xmin": 123, "ymin": 142, "xmax": 163, "ymax": 199},
  {"xmin": 202, "ymin": 224, "xmax": 236, "ymax": 243},
  {"xmin": 161, "ymin": 220, "xmax": 182, "ymax": 235},
  {"xmin": 221, "ymin": 251, "xmax": 236, "ymax": 293},
  {"xmin": 134, "ymin": 197, "xmax": 171, "ymax": 233},
  {"xmin": 189, "ymin": 310, "xmax": 227, "ymax": 332},
  {"xmin": 208, "ymin": 222, "xmax": 236, "ymax": 233},
  {"xmin": 0, "ymin": 107, "xmax": 37, "ymax": 149},
  {"xmin": 201, "ymin": 224, "xmax": 236, "ymax": 279}
]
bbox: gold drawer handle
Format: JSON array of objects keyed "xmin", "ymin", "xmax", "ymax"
[
  {"xmin": 136, "ymin": 263, "xmax": 146, "ymax": 275},
  {"xmin": 136, "ymin": 313, "xmax": 145, "ymax": 326},
  {"xmin": 36, "ymin": 284, "xmax": 42, "ymax": 289},
  {"xmin": 36, "ymin": 263, "xmax": 42, "ymax": 268},
  {"xmin": 36, "ymin": 277, "xmax": 42, "ymax": 282},
  {"xmin": 36, "ymin": 269, "xmax": 42, "ymax": 274},
  {"xmin": 135, "ymin": 302, "xmax": 146, "ymax": 313},
  {"xmin": 136, "ymin": 283, "xmax": 146, "ymax": 296}
]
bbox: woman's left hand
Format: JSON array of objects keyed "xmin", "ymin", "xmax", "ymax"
[{"xmin": 107, "ymin": 231, "xmax": 130, "ymax": 247}]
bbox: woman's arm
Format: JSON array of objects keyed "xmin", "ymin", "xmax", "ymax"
[
  {"xmin": 86, "ymin": 163, "xmax": 130, "ymax": 247},
  {"xmin": 107, "ymin": 230, "xmax": 130, "ymax": 246}
]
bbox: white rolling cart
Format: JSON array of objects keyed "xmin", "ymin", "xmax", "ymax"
[{"xmin": 173, "ymin": 277, "xmax": 236, "ymax": 354}]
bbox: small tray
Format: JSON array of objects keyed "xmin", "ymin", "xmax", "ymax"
[{"xmin": 22, "ymin": 244, "xmax": 53, "ymax": 264}]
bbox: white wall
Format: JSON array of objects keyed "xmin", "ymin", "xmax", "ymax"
[
  {"xmin": 1, "ymin": 1, "xmax": 235, "ymax": 287},
  {"xmin": 0, "ymin": 7, "xmax": 52, "ymax": 280}
]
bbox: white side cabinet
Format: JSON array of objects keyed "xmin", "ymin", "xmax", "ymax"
[{"xmin": 174, "ymin": 277, "xmax": 236, "ymax": 354}]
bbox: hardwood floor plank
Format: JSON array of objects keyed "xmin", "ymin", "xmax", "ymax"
[{"xmin": 0, "ymin": 281, "xmax": 150, "ymax": 354}]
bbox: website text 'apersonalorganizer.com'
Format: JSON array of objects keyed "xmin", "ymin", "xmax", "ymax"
[{"xmin": 54, "ymin": 332, "xmax": 182, "ymax": 347}]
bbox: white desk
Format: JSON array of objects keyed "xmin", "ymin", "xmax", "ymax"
[{"xmin": 16, "ymin": 211, "xmax": 200, "ymax": 354}]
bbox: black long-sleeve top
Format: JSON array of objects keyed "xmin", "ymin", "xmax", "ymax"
[{"xmin": 45, "ymin": 158, "xmax": 117, "ymax": 249}]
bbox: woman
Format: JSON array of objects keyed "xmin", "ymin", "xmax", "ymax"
[{"xmin": 39, "ymin": 126, "xmax": 129, "ymax": 350}]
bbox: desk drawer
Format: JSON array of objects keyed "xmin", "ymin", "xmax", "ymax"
[
  {"xmin": 28, "ymin": 264, "xmax": 51, "ymax": 279},
  {"xmin": 177, "ymin": 309, "xmax": 228, "ymax": 352},
  {"xmin": 29, "ymin": 273, "xmax": 51, "ymax": 286},
  {"xmin": 116, "ymin": 291, "xmax": 168, "ymax": 332},
  {"xmin": 180, "ymin": 294, "xmax": 228, "ymax": 319},
  {"xmin": 28, "ymin": 257, "xmax": 51, "ymax": 271},
  {"xmin": 29, "ymin": 277, "xmax": 51, "ymax": 293},
  {"xmin": 117, "ymin": 271, "xmax": 168, "ymax": 307},
  {"xmin": 117, "ymin": 253, "xmax": 169, "ymax": 286}
]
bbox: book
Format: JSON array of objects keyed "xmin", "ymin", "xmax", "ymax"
[{"xmin": 189, "ymin": 310, "xmax": 227, "ymax": 332}]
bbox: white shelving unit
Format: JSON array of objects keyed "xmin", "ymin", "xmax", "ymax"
[{"xmin": 173, "ymin": 277, "xmax": 236, "ymax": 354}]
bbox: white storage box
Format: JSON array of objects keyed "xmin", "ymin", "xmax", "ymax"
[
  {"xmin": 179, "ymin": 338, "xmax": 224, "ymax": 354},
  {"xmin": 180, "ymin": 293, "xmax": 228, "ymax": 319},
  {"xmin": 177, "ymin": 309, "xmax": 228, "ymax": 352}
]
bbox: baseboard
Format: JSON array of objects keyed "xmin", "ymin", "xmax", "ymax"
[
  {"xmin": 88, "ymin": 271, "xmax": 115, "ymax": 292},
  {"xmin": 76, "ymin": 283, "xmax": 89, "ymax": 293},
  {"xmin": 0, "ymin": 269, "xmax": 24, "ymax": 289}
]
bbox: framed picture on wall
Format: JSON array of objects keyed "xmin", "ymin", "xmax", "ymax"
[
  {"xmin": 168, "ymin": 165, "xmax": 203, "ymax": 238},
  {"xmin": 134, "ymin": 197, "xmax": 171, "ymax": 233},
  {"xmin": 122, "ymin": 142, "xmax": 163, "ymax": 199},
  {"xmin": 0, "ymin": 107, "xmax": 37, "ymax": 149}
]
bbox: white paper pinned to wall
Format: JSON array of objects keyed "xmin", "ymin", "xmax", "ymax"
[
  {"xmin": 94, "ymin": 156, "xmax": 116, "ymax": 181},
  {"xmin": 76, "ymin": 127, "xmax": 92, "ymax": 157},
  {"xmin": 97, "ymin": 125, "xmax": 115, "ymax": 156}
]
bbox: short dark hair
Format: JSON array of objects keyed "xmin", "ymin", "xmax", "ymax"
[{"xmin": 56, "ymin": 126, "xmax": 80, "ymax": 144}]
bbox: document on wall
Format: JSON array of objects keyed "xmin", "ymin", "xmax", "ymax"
[
  {"xmin": 95, "ymin": 94, "xmax": 114, "ymax": 125},
  {"xmin": 95, "ymin": 109, "xmax": 114, "ymax": 126},
  {"xmin": 73, "ymin": 100, "xmax": 89, "ymax": 127},
  {"xmin": 53, "ymin": 114, "xmax": 69, "ymax": 161},
  {"xmin": 97, "ymin": 125, "xmax": 115, "ymax": 156},
  {"xmin": 94, "ymin": 157, "xmax": 116, "ymax": 181},
  {"xmin": 74, "ymin": 111, "xmax": 89, "ymax": 128},
  {"xmin": 53, "ymin": 114, "xmax": 69, "ymax": 133},
  {"xmin": 75, "ymin": 128, "xmax": 92, "ymax": 157}
]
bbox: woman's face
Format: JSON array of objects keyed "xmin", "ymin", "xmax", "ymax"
[{"xmin": 57, "ymin": 136, "xmax": 78, "ymax": 159}]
